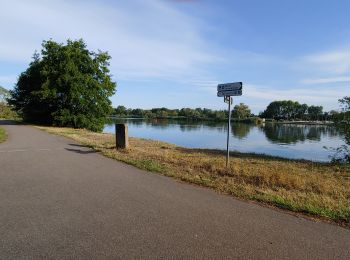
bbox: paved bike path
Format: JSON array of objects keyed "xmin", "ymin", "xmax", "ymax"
[{"xmin": 0, "ymin": 121, "xmax": 349, "ymax": 259}]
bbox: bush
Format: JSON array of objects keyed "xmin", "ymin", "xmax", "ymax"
[{"xmin": 0, "ymin": 103, "xmax": 19, "ymax": 119}]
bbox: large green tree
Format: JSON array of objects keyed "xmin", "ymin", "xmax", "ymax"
[
  {"xmin": 8, "ymin": 39, "xmax": 116, "ymax": 131},
  {"xmin": 261, "ymin": 100, "xmax": 318, "ymax": 120},
  {"xmin": 260, "ymin": 101, "xmax": 293, "ymax": 119}
]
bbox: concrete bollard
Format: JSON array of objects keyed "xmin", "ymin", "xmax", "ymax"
[{"xmin": 115, "ymin": 124, "xmax": 129, "ymax": 149}]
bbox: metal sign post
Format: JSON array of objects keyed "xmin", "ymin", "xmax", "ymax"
[
  {"xmin": 218, "ymin": 82, "xmax": 243, "ymax": 168},
  {"xmin": 225, "ymin": 96, "xmax": 232, "ymax": 167}
]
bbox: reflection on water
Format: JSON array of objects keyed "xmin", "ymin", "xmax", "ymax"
[
  {"xmin": 104, "ymin": 119, "xmax": 347, "ymax": 162},
  {"xmin": 260, "ymin": 124, "xmax": 339, "ymax": 144},
  {"xmin": 231, "ymin": 123, "xmax": 253, "ymax": 139}
]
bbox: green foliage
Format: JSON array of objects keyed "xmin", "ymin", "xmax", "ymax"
[
  {"xmin": 0, "ymin": 127, "xmax": 7, "ymax": 143},
  {"xmin": 261, "ymin": 100, "xmax": 324, "ymax": 120},
  {"xmin": 112, "ymin": 106, "xmax": 229, "ymax": 121},
  {"xmin": 231, "ymin": 103, "xmax": 251, "ymax": 119},
  {"xmin": 0, "ymin": 103, "xmax": 19, "ymax": 119},
  {"xmin": 8, "ymin": 39, "xmax": 116, "ymax": 132},
  {"xmin": 0, "ymin": 86, "xmax": 19, "ymax": 119},
  {"xmin": 261, "ymin": 100, "xmax": 301, "ymax": 120},
  {"xmin": 308, "ymin": 105, "xmax": 323, "ymax": 120}
]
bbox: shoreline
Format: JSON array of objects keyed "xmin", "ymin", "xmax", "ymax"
[
  {"xmin": 102, "ymin": 130, "xmax": 333, "ymax": 164},
  {"xmin": 109, "ymin": 116, "xmax": 337, "ymax": 125},
  {"xmin": 35, "ymin": 125, "xmax": 350, "ymax": 227},
  {"xmin": 269, "ymin": 120, "xmax": 334, "ymax": 125}
]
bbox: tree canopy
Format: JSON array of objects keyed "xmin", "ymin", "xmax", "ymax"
[
  {"xmin": 231, "ymin": 103, "xmax": 251, "ymax": 119},
  {"xmin": 260, "ymin": 100, "xmax": 323, "ymax": 120},
  {"xmin": 8, "ymin": 39, "xmax": 116, "ymax": 132}
]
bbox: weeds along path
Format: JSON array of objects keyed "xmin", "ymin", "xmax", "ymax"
[{"xmin": 0, "ymin": 126, "xmax": 6, "ymax": 143}]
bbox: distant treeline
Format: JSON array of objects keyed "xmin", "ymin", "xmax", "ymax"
[
  {"xmin": 113, "ymin": 97, "xmax": 350, "ymax": 123},
  {"xmin": 259, "ymin": 100, "xmax": 349, "ymax": 122},
  {"xmin": 112, "ymin": 106, "xmax": 231, "ymax": 121}
]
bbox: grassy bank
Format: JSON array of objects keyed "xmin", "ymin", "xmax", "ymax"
[
  {"xmin": 0, "ymin": 127, "xmax": 6, "ymax": 143},
  {"xmin": 36, "ymin": 126, "xmax": 350, "ymax": 226}
]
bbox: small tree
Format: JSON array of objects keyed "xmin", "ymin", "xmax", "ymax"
[
  {"xmin": 232, "ymin": 103, "xmax": 251, "ymax": 119},
  {"xmin": 8, "ymin": 39, "xmax": 116, "ymax": 131},
  {"xmin": 0, "ymin": 86, "xmax": 18, "ymax": 119}
]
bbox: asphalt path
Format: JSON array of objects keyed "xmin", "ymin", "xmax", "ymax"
[{"xmin": 0, "ymin": 120, "xmax": 349, "ymax": 259}]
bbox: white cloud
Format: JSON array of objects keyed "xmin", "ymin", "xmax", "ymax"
[
  {"xmin": 185, "ymin": 79, "xmax": 220, "ymax": 90},
  {"xmin": 302, "ymin": 49, "xmax": 350, "ymax": 74},
  {"xmin": 1, "ymin": 0, "xmax": 348, "ymax": 112},
  {"xmin": 301, "ymin": 76, "xmax": 350, "ymax": 84},
  {"xmin": 243, "ymin": 83, "xmax": 345, "ymax": 111},
  {"xmin": 296, "ymin": 47, "xmax": 350, "ymax": 108},
  {"xmin": 0, "ymin": 0, "xmax": 218, "ymax": 81}
]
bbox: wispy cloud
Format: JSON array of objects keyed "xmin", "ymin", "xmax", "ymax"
[
  {"xmin": 296, "ymin": 47, "xmax": 350, "ymax": 110},
  {"xmin": 1, "ymin": 0, "xmax": 348, "ymax": 111},
  {"xmin": 0, "ymin": 0, "xmax": 218, "ymax": 82},
  {"xmin": 302, "ymin": 48, "xmax": 350, "ymax": 74},
  {"xmin": 244, "ymin": 83, "xmax": 345, "ymax": 110},
  {"xmin": 301, "ymin": 76, "xmax": 350, "ymax": 84},
  {"xmin": 185, "ymin": 79, "xmax": 220, "ymax": 90}
]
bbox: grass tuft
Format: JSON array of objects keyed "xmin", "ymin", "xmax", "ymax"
[{"xmin": 0, "ymin": 127, "xmax": 7, "ymax": 143}]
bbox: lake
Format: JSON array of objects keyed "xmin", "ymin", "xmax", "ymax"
[{"xmin": 104, "ymin": 119, "xmax": 348, "ymax": 162}]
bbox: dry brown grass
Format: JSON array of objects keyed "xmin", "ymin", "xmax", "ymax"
[{"xmin": 36, "ymin": 126, "xmax": 350, "ymax": 225}]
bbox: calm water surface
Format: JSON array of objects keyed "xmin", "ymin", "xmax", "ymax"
[{"xmin": 104, "ymin": 119, "xmax": 347, "ymax": 162}]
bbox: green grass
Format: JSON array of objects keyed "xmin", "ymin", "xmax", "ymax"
[{"xmin": 0, "ymin": 127, "xmax": 6, "ymax": 143}]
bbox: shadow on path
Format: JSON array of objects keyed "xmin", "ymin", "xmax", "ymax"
[
  {"xmin": 67, "ymin": 143, "xmax": 96, "ymax": 154},
  {"xmin": 69, "ymin": 143, "xmax": 91, "ymax": 148},
  {"xmin": 65, "ymin": 148, "xmax": 96, "ymax": 154}
]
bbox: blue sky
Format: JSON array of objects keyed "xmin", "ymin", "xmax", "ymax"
[{"xmin": 0, "ymin": 0, "xmax": 349, "ymax": 113}]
